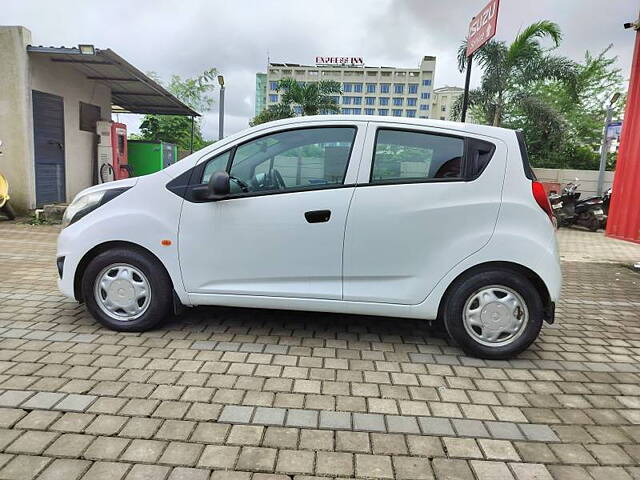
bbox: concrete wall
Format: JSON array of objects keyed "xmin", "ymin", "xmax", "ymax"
[
  {"xmin": 30, "ymin": 55, "xmax": 111, "ymax": 205},
  {"xmin": 533, "ymin": 168, "xmax": 615, "ymax": 198},
  {"xmin": 0, "ymin": 26, "xmax": 34, "ymax": 212}
]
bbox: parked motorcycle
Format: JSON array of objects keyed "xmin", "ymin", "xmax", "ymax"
[
  {"xmin": 0, "ymin": 140, "xmax": 16, "ymax": 221},
  {"xmin": 549, "ymin": 181, "xmax": 605, "ymax": 231}
]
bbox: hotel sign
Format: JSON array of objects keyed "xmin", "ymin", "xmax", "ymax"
[
  {"xmin": 315, "ymin": 56, "xmax": 364, "ymax": 67},
  {"xmin": 466, "ymin": 0, "xmax": 500, "ymax": 56}
]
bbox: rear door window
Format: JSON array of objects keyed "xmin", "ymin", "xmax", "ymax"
[{"xmin": 371, "ymin": 129, "xmax": 464, "ymax": 183}]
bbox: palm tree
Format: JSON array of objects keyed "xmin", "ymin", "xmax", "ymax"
[
  {"xmin": 277, "ymin": 78, "xmax": 342, "ymax": 116},
  {"xmin": 454, "ymin": 21, "xmax": 578, "ymax": 127}
]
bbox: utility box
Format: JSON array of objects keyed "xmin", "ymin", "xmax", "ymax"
[{"xmin": 127, "ymin": 140, "xmax": 177, "ymax": 177}]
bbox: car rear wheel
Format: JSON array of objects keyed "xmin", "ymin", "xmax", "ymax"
[
  {"xmin": 442, "ymin": 268, "xmax": 543, "ymax": 359},
  {"xmin": 81, "ymin": 248, "xmax": 172, "ymax": 331}
]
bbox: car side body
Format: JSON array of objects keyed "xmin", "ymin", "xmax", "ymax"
[{"xmin": 57, "ymin": 115, "xmax": 561, "ymax": 358}]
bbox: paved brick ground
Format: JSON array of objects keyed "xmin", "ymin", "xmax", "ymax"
[{"xmin": 0, "ymin": 223, "xmax": 639, "ymax": 479}]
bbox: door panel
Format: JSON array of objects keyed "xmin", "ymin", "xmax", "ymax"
[
  {"xmin": 343, "ymin": 124, "xmax": 507, "ymax": 305},
  {"xmin": 179, "ymin": 188, "xmax": 354, "ymax": 299},
  {"xmin": 178, "ymin": 123, "xmax": 366, "ymax": 300},
  {"xmin": 32, "ymin": 90, "xmax": 65, "ymax": 206}
]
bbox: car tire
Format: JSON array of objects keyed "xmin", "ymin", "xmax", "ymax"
[
  {"xmin": 442, "ymin": 267, "xmax": 543, "ymax": 359},
  {"xmin": 81, "ymin": 247, "xmax": 172, "ymax": 332}
]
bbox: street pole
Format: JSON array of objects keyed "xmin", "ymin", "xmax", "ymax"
[
  {"xmin": 597, "ymin": 105, "xmax": 614, "ymax": 196},
  {"xmin": 218, "ymin": 86, "xmax": 225, "ymax": 141},
  {"xmin": 461, "ymin": 53, "xmax": 473, "ymax": 123}
]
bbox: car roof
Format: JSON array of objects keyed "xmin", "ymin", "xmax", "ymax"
[{"xmin": 260, "ymin": 115, "xmax": 515, "ymax": 140}]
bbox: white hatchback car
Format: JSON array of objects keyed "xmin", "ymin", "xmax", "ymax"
[{"xmin": 58, "ymin": 116, "xmax": 561, "ymax": 359}]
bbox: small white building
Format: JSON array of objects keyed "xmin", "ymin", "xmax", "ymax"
[{"xmin": 0, "ymin": 26, "xmax": 197, "ymax": 211}]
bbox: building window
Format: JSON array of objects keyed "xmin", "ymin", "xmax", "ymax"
[
  {"xmin": 308, "ymin": 70, "xmax": 318, "ymax": 76},
  {"xmin": 378, "ymin": 109, "xmax": 388, "ymax": 116},
  {"xmin": 367, "ymin": 71, "xmax": 378, "ymax": 77},
  {"xmin": 406, "ymin": 110, "xmax": 416, "ymax": 117},
  {"xmin": 420, "ymin": 92, "xmax": 431, "ymax": 99},
  {"xmin": 379, "ymin": 97, "xmax": 389, "ymax": 106},
  {"xmin": 79, "ymin": 102, "xmax": 101, "ymax": 133},
  {"xmin": 422, "ymin": 79, "xmax": 432, "ymax": 86},
  {"xmin": 419, "ymin": 116, "xmax": 427, "ymax": 119},
  {"xmin": 352, "ymin": 108, "xmax": 362, "ymax": 114},
  {"xmin": 380, "ymin": 83, "xmax": 390, "ymax": 93},
  {"xmin": 269, "ymin": 94, "xmax": 278, "ymax": 102},
  {"xmin": 353, "ymin": 83, "xmax": 363, "ymax": 93},
  {"xmin": 407, "ymin": 98, "xmax": 417, "ymax": 106},
  {"xmin": 365, "ymin": 108, "xmax": 375, "ymax": 115},
  {"xmin": 341, "ymin": 108, "xmax": 351, "ymax": 114},
  {"xmin": 392, "ymin": 109, "xmax": 403, "ymax": 117},
  {"xmin": 420, "ymin": 104, "xmax": 429, "ymax": 111},
  {"xmin": 441, "ymin": 105, "xmax": 447, "ymax": 112},
  {"xmin": 293, "ymin": 106, "xmax": 303, "ymax": 115},
  {"xmin": 366, "ymin": 83, "xmax": 376, "ymax": 93},
  {"xmin": 343, "ymin": 83, "xmax": 353, "ymax": 92},
  {"xmin": 440, "ymin": 116, "xmax": 446, "ymax": 120},
  {"xmin": 365, "ymin": 97, "xmax": 376, "ymax": 105},
  {"xmin": 353, "ymin": 97, "xmax": 362, "ymax": 105},
  {"xmin": 331, "ymin": 96, "xmax": 340, "ymax": 104},
  {"xmin": 342, "ymin": 97, "xmax": 352, "ymax": 105},
  {"xmin": 393, "ymin": 98, "xmax": 403, "ymax": 106},
  {"xmin": 408, "ymin": 84, "xmax": 418, "ymax": 94},
  {"xmin": 269, "ymin": 81, "xmax": 278, "ymax": 90},
  {"xmin": 394, "ymin": 84, "xmax": 404, "ymax": 94},
  {"xmin": 371, "ymin": 129, "xmax": 464, "ymax": 182}
]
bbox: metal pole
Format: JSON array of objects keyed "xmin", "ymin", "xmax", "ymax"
[
  {"xmin": 461, "ymin": 53, "xmax": 473, "ymax": 122},
  {"xmin": 190, "ymin": 116, "xmax": 194, "ymax": 154},
  {"xmin": 218, "ymin": 86, "xmax": 225, "ymax": 140},
  {"xmin": 597, "ymin": 105, "xmax": 613, "ymax": 195}
]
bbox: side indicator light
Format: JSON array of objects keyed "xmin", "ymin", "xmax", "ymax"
[{"xmin": 161, "ymin": 239, "xmax": 172, "ymax": 246}]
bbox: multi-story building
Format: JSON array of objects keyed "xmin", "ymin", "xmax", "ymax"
[
  {"xmin": 254, "ymin": 73, "xmax": 267, "ymax": 116},
  {"xmin": 431, "ymin": 86, "xmax": 464, "ymax": 121},
  {"xmin": 255, "ymin": 56, "xmax": 437, "ymax": 119}
]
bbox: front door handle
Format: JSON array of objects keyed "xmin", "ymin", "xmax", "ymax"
[{"xmin": 305, "ymin": 210, "xmax": 331, "ymax": 223}]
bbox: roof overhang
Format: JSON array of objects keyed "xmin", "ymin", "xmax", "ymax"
[{"xmin": 27, "ymin": 46, "xmax": 200, "ymax": 117}]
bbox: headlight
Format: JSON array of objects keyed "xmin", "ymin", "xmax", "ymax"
[{"xmin": 62, "ymin": 187, "xmax": 129, "ymax": 228}]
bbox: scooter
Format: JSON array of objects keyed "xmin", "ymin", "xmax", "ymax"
[
  {"xmin": 549, "ymin": 181, "xmax": 605, "ymax": 231},
  {"xmin": 0, "ymin": 140, "xmax": 16, "ymax": 221}
]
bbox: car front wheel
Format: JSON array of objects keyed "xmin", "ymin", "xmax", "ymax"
[
  {"xmin": 442, "ymin": 268, "xmax": 543, "ymax": 359},
  {"xmin": 81, "ymin": 248, "xmax": 172, "ymax": 331}
]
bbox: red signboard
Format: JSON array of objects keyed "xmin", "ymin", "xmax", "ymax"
[
  {"xmin": 466, "ymin": 0, "xmax": 500, "ymax": 56},
  {"xmin": 606, "ymin": 29, "xmax": 640, "ymax": 244}
]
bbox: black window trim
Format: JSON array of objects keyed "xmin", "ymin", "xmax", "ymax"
[
  {"xmin": 366, "ymin": 126, "xmax": 496, "ymax": 186},
  {"xmin": 167, "ymin": 124, "xmax": 360, "ymax": 203}
]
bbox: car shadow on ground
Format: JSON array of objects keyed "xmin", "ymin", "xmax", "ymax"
[{"xmin": 162, "ymin": 304, "xmax": 451, "ymax": 345}]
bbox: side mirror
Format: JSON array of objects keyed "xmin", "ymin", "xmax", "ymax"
[
  {"xmin": 193, "ymin": 170, "xmax": 231, "ymax": 201},
  {"xmin": 209, "ymin": 171, "xmax": 230, "ymax": 197}
]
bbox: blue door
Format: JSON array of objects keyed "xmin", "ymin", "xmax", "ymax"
[{"xmin": 32, "ymin": 90, "xmax": 65, "ymax": 206}]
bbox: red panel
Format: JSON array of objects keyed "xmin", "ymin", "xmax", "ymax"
[
  {"xmin": 606, "ymin": 29, "xmax": 640, "ymax": 244},
  {"xmin": 467, "ymin": 0, "xmax": 500, "ymax": 56}
]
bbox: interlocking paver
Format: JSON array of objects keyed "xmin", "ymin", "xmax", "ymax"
[
  {"xmin": 2, "ymin": 226, "xmax": 640, "ymax": 478},
  {"xmin": 356, "ymin": 454, "xmax": 394, "ymax": 479}
]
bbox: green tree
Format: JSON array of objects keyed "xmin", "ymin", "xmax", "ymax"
[
  {"xmin": 249, "ymin": 103, "xmax": 294, "ymax": 127},
  {"xmin": 521, "ymin": 46, "xmax": 625, "ymax": 168},
  {"xmin": 277, "ymin": 78, "xmax": 342, "ymax": 115},
  {"xmin": 249, "ymin": 78, "xmax": 341, "ymax": 126},
  {"xmin": 137, "ymin": 68, "xmax": 217, "ymax": 150},
  {"xmin": 454, "ymin": 21, "xmax": 578, "ymax": 128}
]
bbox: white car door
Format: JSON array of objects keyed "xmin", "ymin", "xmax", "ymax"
[
  {"xmin": 343, "ymin": 122, "xmax": 506, "ymax": 304},
  {"xmin": 178, "ymin": 123, "xmax": 365, "ymax": 300}
]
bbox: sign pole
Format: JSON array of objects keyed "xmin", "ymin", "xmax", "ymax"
[
  {"xmin": 597, "ymin": 105, "xmax": 614, "ymax": 196},
  {"xmin": 461, "ymin": 53, "xmax": 473, "ymax": 123}
]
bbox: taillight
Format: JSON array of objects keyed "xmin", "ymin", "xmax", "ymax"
[{"xmin": 532, "ymin": 181, "xmax": 555, "ymax": 225}]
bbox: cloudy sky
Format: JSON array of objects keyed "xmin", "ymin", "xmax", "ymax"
[{"xmin": 5, "ymin": 0, "xmax": 639, "ymax": 138}]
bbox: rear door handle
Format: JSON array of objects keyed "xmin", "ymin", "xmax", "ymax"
[{"xmin": 305, "ymin": 210, "xmax": 331, "ymax": 223}]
